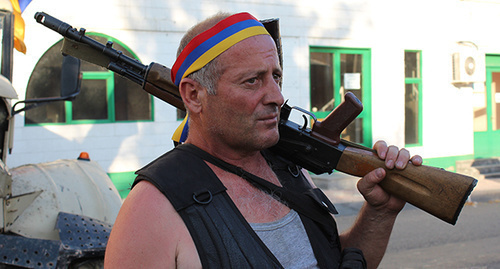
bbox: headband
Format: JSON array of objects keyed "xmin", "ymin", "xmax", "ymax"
[
  {"xmin": 172, "ymin": 114, "xmax": 189, "ymax": 144},
  {"xmin": 171, "ymin": 12, "xmax": 270, "ymax": 86}
]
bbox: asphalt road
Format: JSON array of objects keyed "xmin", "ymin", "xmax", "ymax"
[{"xmin": 335, "ymin": 200, "xmax": 500, "ymax": 269}]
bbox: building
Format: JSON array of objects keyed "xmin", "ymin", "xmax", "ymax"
[{"xmin": 7, "ymin": 0, "xmax": 500, "ymax": 197}]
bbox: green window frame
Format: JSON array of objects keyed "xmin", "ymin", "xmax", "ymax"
[
  {"xmin": 65, "ymin": 71, "xmax": 114, "ymax": 124},
  {"xmin": 309, "ymin": 47, "xmax": 372, "ymax": 148},
  {"xmin": 404, "ymin": 50, "xmax": 423, "ymax": 147},
  {"xmin": 25, "ymin": 33, "xmax": 154, "ymax": 125}
]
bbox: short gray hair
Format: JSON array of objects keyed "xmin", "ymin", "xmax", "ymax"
[{"xmin": 186, "ymin": 58, "xmax": 222, "ymax": 95}]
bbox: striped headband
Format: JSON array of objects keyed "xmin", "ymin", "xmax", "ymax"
[{"xmin": 171, "ymin": 12, "xmax": 270, "ymax": 86}]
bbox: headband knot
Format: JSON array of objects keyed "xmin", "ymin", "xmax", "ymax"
[{"xmin": 171, "ymin": 12, "xmax": 270, "ymax": 86}]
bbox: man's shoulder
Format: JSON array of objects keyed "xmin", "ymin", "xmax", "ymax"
[
  {"xmin": 105, "ymin": 180, "xmax": 189, "ymax": 268},
  {"xmin": 134, "ymin": 144, "xmax": 227, "ymax": 212},
  {"xmin": 137, "ymin": 145, "xmax": 198, "ymax": 173}
]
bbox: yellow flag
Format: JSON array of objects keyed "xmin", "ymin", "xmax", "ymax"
[{"xmin": 10, "ymin": 0, "xmax": 27, "ymax": 54}]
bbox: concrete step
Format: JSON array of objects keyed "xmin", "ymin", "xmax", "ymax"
[{"xmin": 456, "ymin": 157, "xmax": 500, "ymax": 180}]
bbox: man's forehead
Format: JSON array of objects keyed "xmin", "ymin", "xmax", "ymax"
[
  {"xmin": 223, "ymin": 35, "xmax": 278, "ymax": 58},
  {"xmin": 216, "ymin": 35, "xmax": 281, "ymax": 80}
]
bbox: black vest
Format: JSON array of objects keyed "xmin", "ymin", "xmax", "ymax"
[{"xmin": 133, "ymin": 144, "xmax": 342, "ymax": 268}]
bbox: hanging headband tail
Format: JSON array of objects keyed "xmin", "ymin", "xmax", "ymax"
[{"xmin": 171, "ymin": 12, "xmax": 271, "ymax": 86}]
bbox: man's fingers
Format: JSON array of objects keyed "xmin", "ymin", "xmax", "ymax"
[
  {"xmin": 373, "ymin": 140, "xmax": 388, "ymax": 159},
  {"xmin": 357, "ymin": 168, "xmax": 388, "ymax": 206},
  {"xmin": 384, "ymin": 145, "xmax": 400, "ymax": 169},
  {"xmin": 373, "ymin": 140, "xmax": 423, "ymax": 169},
  {"xmin": 358, "ymin": 168, "xmax": 386, "ymax": 192},
  {"xmin": 410, "ymin": 155, "xmax": 423, "ymax": 166},
  {"xmin": 394, "ymin": 148, "xmax": 411, "ymax": 169}
]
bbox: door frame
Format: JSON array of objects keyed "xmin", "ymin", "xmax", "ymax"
[
  {"xmin": 474, "ymin": 54, "xmax": 500, "ymax": 158},
  {"xmin": 309, "ymin": 47, "xmax": 372, "ymax": 147}
]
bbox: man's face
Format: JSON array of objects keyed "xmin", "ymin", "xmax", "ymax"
[{"xmin": 202, "ymin": 35, "xmax": 284, "ymax": 153}]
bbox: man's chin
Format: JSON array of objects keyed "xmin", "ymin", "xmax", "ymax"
[{"xmin": 261, "ymin": 133, "xmax": 280, "ymax": 149}]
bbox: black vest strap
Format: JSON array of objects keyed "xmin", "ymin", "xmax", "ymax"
[
  {"xmin": 180, "ymin": 144, "xmax": 338, "ymax": 227},
  {"xmin": 134, "ymin": 145, "xmax": 283, "ymax": 268},
  {"xmin": 134, "ymin": 144, "xmax": 344, "ymax": 268},
  {"xmin": 178, "ymin": 144, "xmax": 343, "ymax": 269}
]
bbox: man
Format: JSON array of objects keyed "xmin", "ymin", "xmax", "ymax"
[{"xmin": 104, "ymin": 12, "xmax": 422, "ymax": 269}]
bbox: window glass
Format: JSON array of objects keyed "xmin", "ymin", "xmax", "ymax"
[
  {"xmin": 405, "ymin": 83, "xmax": 419, "ymax": 144},
  {"xmin": 115, "ymin": 74, "xmax": 151, "ymax": 121},
  {"xmin": 25, "ymin": 41, "xmax": 65, "ymax": 124},
  {"xmin": 309, "ymin": 49, "xmax": 369, "ymax": 146},
  {"xmin": 0, "ymin": 15, "xmax": 5, "ymax": 76},
  {"xmin": 25, "ymin": 33, "xmax": 152, "ymax": 125},
  {"xmin": 404, "ymin": 51, "xmax": 422, "ymax": 145},
  {"xmin": 405, "ymin": 51, "xmax": 420, "ymax": 78},
  {"xmin": 340, "ymin": 53, "xmax": 364, "ymax": 144},
  {"xmin": 310, "ymin": 52, "xmax": 334, "ymax": 112},
  {"xmin": 492, "ymin": 72, "xmax": 500, "ymax": 131},
  {"xmin": 74, "ymin": 79, "xmax": 108, "ymax": 120}
]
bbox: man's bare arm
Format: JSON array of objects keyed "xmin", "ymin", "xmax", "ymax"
[
  {"xmin": 104, "ymin": 181, "xmax": 198, "ymax": 268},
  {"xmin": 339, "ymin": 141, "xmax": 422, "ymax": 268}
]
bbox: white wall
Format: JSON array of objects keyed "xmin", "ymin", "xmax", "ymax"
[{"xmin": 6, "ymin": 0, "xmax": 499, "ymax": 172}]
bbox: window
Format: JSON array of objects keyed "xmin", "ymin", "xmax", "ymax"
[
  {"xmin": 310, "ymin": 52, "xmax": 334, "ymax": 113},
  {"xmin": 404, "ymin": 50, "xmax": 422, "ymax": 146},
  {"xmin": 25, "ymin": 33, "xmax": 153, "ymax": 125},
  {"xmin": 309, "ymin": 48, "xmax": 372, "ymax": 147}
]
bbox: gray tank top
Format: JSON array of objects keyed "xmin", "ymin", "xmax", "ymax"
[{"xmin": 250, "ymin": 210, "xmax": 319, "ymax": 269}]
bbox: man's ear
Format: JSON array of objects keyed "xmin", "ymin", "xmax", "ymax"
[{"xmin": 179, "ymin": 78, "xmax": 205, "ymax": 113}]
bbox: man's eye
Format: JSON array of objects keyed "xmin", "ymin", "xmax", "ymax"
[{"xmin": 246, "ymin": 78, "xmax": 258, "ymax": 84}]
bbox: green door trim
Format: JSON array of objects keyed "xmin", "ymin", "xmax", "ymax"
[
  {"xmin": 474, "ymin": 57, "xmax": 500, "ymax": 158},
  {"xmin": 310, "ymin": 47, "xmax": 372, "ymax": 147},
  {"xmin": 485, "ymin": 67, "xmax": 500, "ymax": 132}
]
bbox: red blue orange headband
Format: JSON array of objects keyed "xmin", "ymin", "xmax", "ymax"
[{"xmin": 171, "ymin": 12, "xmax": 270, "ymax": 86}]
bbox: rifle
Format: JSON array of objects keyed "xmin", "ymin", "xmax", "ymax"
[{"xmin": 34, "ymin": 12, "xmax": 477, "ymax": 225}]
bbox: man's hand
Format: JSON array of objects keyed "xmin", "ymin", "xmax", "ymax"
[
  {"xmin": 356, "ymin": 140, "xmax": 423, "ymax": 213},
  {"xmin": 341, "ymin": 140, "xmax": 423, "ymax": 268}
]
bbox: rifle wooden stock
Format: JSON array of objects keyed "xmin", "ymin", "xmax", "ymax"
[{"xmin": 336, "ymin": 146, "xmax": 477, "ymax": 225}]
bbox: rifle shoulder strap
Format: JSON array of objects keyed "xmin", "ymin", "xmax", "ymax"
[
  {"xmin": 179, "ymin": 144, "xmax": 344, "ymax": 269},
  {"xmin": 134, "ymin": 145, "xmax": 283, "ymax": 268},
  {"xmin": 180, "ymin": 144, "xmax": 338, "ymax": 224}
]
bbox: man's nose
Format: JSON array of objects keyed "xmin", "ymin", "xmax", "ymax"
[{"xmin": 264, "ymin": 78, "xmax": 284, "ymax": 107}]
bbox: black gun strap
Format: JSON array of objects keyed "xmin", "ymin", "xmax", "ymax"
[{"xmin": 179, "ymin": 144, "xmax": 337, "ymax": 229}]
